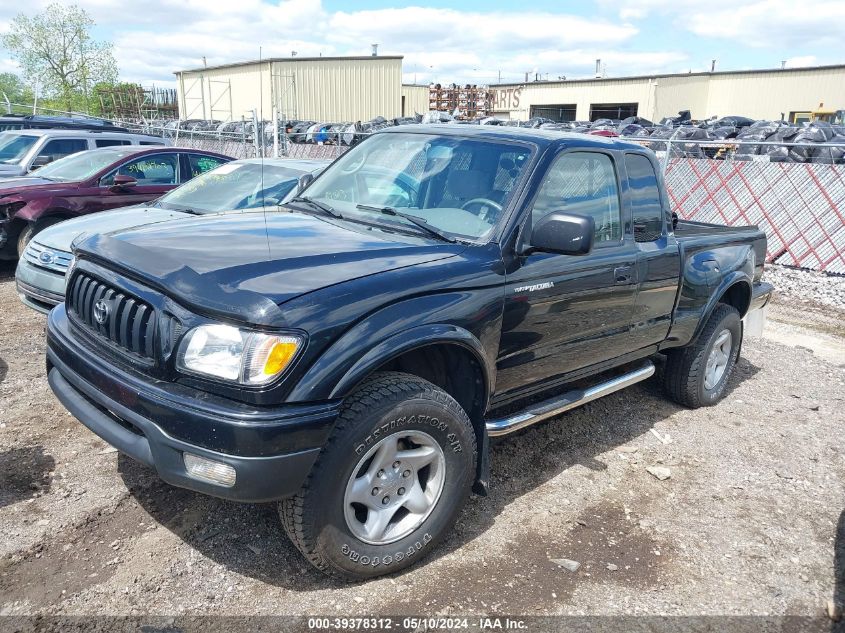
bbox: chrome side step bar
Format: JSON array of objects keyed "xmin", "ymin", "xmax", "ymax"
[{"xmin": 485, "ymin": 361, "xmax": 656, "ymax": 437}]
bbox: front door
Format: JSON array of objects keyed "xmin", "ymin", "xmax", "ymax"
[
  {"xmin": 90, "ymin": 153, "xmax": 181, "ymax": 213},
  {"xmin": 496, "ymin": 150, "xmax": 639, "ymax": 396}
]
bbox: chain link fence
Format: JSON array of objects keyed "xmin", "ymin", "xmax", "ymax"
[{"xmin": 645, "ymin": 139, "xmax": 845, "ymax": 274}]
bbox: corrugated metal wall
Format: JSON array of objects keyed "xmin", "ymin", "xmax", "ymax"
[
  {"xmin": 178, "ymin": 62, "xmax": 269, "ymax": 121},
  {"xmin": 176, "ymin": 57, "xmax": 403, "ymax": 122},
  {"xmin": 401, "ymin": 85, "xmax": 429, "ymax": 117},
  {"xmin": 706, "ymin": 68, "xmax": 845, "ymax": 120},
  {"xmin": 491, "ymin": 66, "xmax": 845, "ymax": 122}
]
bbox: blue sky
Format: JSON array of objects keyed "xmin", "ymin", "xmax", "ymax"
[{"xmin": 0, "ymin": 0, "xmax": 842, "ymax": 88}]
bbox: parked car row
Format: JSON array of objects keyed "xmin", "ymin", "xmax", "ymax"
[
  {"xmin": 149, "ymin": 110, "xmax": 845, "ymax": 164},
  {"xmin": 0, "ymin": 145, "xmax": 230, "ymax": 260},
  {"xmin": 14, "ymin": 156, "xmax": 328, "ymax": 312},
  {"xmin": 0, "ymin": 128, "xmax": 168, "ymax": 178}
]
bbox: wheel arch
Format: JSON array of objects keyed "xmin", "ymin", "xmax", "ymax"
[
  {"xmin": 329, "ymin": 325, "xmax": 492, "ymax": 424},
  {"xmin": 34, "ymin": 207, "xmax": 75, "ymax": 225},
  {"xmin": 692, "ymin": 273, "xmax": 751, "ymax": 342}
]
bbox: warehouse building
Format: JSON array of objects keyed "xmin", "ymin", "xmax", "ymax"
[
  {"xmin": 175, "ymin": 57, "xmax": 845, "ymax": 125},
  {"xmin": 489, "ymin": 64, "xmax": 845, "ymax": 123},
  {"xmin": 175, "ymin": 55, "xmax": 406, "ymax": 123}
]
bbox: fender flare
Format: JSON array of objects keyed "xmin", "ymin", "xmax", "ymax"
[
  {"xmin": 328, "ymin": 323, "xmax": 493, "ymax": 405},
  {"xmin": 692, "ymin": 272, "xmax": 751, "ymax": 342}
]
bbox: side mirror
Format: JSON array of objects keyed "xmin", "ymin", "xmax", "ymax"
[
  {"xmin": 109, "ymin": 174, "xmax": 138, "ymax": 192},
  {"xmin": 524, "ymin": 212, "xmax": 594, "ymax": 256},
  {"xmin": 297, "ymin": 173, "xmax": 314, "ymax": 194},
  {"xmin": 29, "ymin": 155, "xmax": 53, "ymax": 171}
]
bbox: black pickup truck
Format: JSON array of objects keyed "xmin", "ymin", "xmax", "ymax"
[{"xmin": 46, "ymin": 125, "xmax": 772, "ymax": 580}]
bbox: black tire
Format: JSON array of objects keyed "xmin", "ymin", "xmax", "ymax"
[
  {"xmin": 664, "ymin": 303, "xmax": 742, "ymax": 408},
  {"xmin": 16, "ymin": 217, "xmax": 64, "ymax": 257},
  {"xmin": 280, "ymin": 371, "xmax": 476, "ymax": 580},
  {"xmin": 16, "ymin": 224, "xmax": 34, "ymax": 258}
]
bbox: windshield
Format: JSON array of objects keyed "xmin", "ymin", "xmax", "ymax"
[
  {"xmin": 157, "ymin": 161, "xmax": 304, "ymax": 213},
  {"xmin": 34, "ymin": 148, "xmax": 140, "ymax": 182},
  {"xmin": 0, "ymin": 134, "xmax": 38, "ymax": 165},
  {"xmin": 302, "ymin": 132, "xmax": 532, "ymax": 240}
]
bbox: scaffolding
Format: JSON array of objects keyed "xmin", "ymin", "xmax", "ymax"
[
  {"xmin": 95, "ymin": 84, "xmax": 178, "ymax": 122},
  {"xmin": 428, "ymin": 84, "xmax": 494, "ymax": 118}
]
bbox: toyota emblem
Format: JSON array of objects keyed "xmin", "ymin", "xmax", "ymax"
[
  {"xmin": 93, "ymin": 300, "xmax": 110, "ymax": 325},
  {"xmin": 39, "ymin": 250, "xmax": 55, "ymax": 265}
]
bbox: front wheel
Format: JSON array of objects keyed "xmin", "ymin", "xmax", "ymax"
[
  {"xmin": 664, "ymin": 303, "xmax": 742, "ymax": 408},
  {"xmin": 281, "ymin": 372, "xmax": 477, "ymax": 580},
  {"xmin": 17, "ymin": 217, "xmax": 65, "ymax": 257}
]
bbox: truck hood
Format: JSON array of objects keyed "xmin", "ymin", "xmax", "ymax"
[
  {"xmin": 34, "ymin": 206, "xmax": 192, "ymax": 253},
  {"xmin": 75, "ymin": 209, "xmax": 463, "ymax": 325}
]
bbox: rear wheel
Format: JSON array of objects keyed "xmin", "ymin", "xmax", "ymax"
[
  {"xmin": 281, "ymin": 372, "xmax": 476, "ymax": 580},
  {"xmin": 664, "ymin": 303, "xmax": 742, "ymax": 408}
]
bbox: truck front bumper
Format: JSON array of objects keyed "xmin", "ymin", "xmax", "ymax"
[{"xmin": 46, "ymin": 305, "xmax": 340, "ymax": 503}]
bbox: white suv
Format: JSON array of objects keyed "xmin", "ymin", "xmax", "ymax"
[{"xmin": 0, "ymin": 129, "xmax": 169, "ymax": 178}]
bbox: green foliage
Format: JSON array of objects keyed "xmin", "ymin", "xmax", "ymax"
[
  {"xmin": 1, "ymin": 3, "xmax": 118, "ymax": 113},
  {"xmin": 0, "ymin": 73, "xmax": 34, "ymax": 110}
]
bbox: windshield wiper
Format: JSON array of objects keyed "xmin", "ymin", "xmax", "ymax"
[
  {"xmin": 289, "ymin": 196, "xmax": 343, "ymax": 219},
  {"xmin": 355, "ymin": 204, "xmax": 456, "ymax": 243}
]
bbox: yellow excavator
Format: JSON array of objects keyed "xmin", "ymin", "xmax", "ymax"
[{"xmin": 808, "ymin": 103, "xmax": 844, "ymax": 125}]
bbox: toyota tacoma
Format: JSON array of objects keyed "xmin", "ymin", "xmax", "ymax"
[{"xmin": 45, "ymin": 126, "xmax": 772, "ymax": 580}]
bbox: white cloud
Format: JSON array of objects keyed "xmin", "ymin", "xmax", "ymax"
[
  {"xmin": 607, "ymin": 0, "xmax": 845, "ymax": 51},
  {"xmin": 784, "ymin": 55, "xmax": 818, "ymax": 68},
  {"xmin": 685, "ymin": 1, "xmax": 845, "ymax": 48},
  {"xmin": 0, "ymin": 0, "xmax": 688, "ymax": 89}
]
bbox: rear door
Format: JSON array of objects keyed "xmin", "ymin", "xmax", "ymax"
[
  {"xmin": 624, "ymin": 153, "xmax": 681, "ymax": 349},
  {"xmin": 496, "ymin": 150, "xmax": 639, "ymax": 396},
  {"xmin": 182, "ymin": 152, "xmax": 229, "ymax": 181}
]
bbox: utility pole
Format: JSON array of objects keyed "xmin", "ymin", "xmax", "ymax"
[{"xmin": 80, "ymin": 39, "xmax": 90, "ymax": 114}]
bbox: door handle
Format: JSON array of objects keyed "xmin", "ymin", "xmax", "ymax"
[{"xmin": 614, "ymin": 266, "xmax": 633, "ymax": 284}]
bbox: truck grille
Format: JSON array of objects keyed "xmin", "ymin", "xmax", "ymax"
[
  {"xmin": 23, "ymin": 241, "xmax": 73, "ymax": 274},
  {"xmin": 67, "ymin": 272, "xmax": 156, "ymax": 359}
]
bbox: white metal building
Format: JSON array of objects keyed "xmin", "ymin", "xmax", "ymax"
[
  {"xmin": 489, "ymin": 64, "xmax": 845, "ymax": 123},
  {"xmin": 401, "ymin": 84, "xmax": 429, "ymax": 117},
  {"xmin": 175, "ymin": 55, "xmax": 404, "ymax": 123}
]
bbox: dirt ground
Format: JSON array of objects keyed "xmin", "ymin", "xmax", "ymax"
[{"xmin": 0, "ymin": 259, "xmax": 843, "ymax": 623}]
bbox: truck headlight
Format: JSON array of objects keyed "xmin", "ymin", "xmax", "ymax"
[{"xmin": 177, "ymin": 324, "xmax": 301, "ymax": 385}]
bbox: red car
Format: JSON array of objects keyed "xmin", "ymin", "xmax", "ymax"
[{"xmin": 0, "ymin": 146, "xmax": 231, "ymax": 258}]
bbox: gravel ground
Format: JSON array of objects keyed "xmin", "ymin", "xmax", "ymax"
[
  {"xmin": 0, "ymin": 260, "xmax": 844, "ymax": 626},
  {"xmin": 764, "ymin": 264, "xmax": 845, "ymax": 310}
]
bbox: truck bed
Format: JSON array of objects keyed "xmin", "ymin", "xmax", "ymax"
[{"xmin": 674, "ymin": 218, "xmax": 762, "ymax": 239}]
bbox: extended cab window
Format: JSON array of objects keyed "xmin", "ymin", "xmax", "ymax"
[
  {"xmin": 531, "ymin": 152, "xmax": 621, "ymax": 245},
  {"xmin": 101, "ymin": 154, "xmax": 179, "ymax": 186},
  {"xmin": 626, "ymin": 153, "xmax": 664, "ymax": 242}
]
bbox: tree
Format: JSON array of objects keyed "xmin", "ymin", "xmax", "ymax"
[
  {"xmin": 0, "ymin": 73, "xmax": 34, "ymax": 111},
  {"xmin": 1, "ymin": 3, "xmax": 118, "ymax": 113}
]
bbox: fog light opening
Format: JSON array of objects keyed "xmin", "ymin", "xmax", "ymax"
[{"xmin": 183, "ymin": 453, "xmax": 236, "ymax": 487}]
